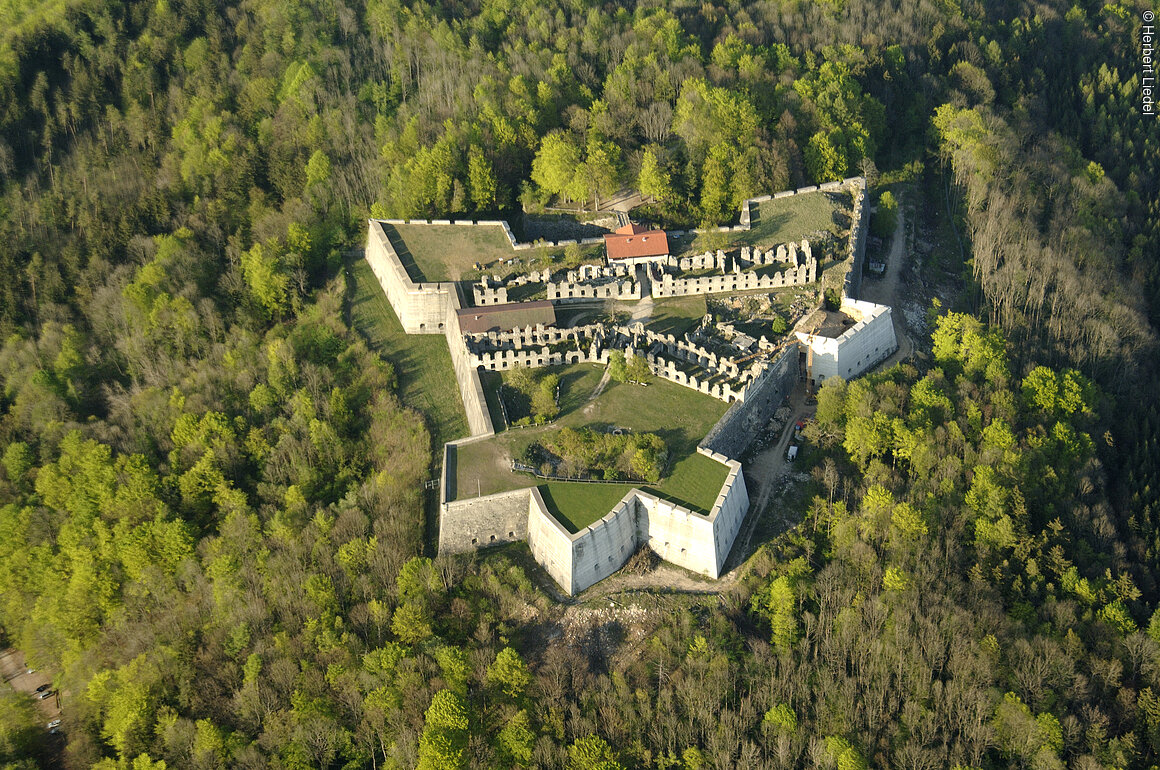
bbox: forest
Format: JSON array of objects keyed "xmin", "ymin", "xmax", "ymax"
[{"xmin": 0, "ymin": 0, "xmax": 1158, "ymax": 767}]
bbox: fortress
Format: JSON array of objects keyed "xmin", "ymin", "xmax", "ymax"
[{"xmin": 365, "ymin": 176, "xmax": 897, "ymax": 594}]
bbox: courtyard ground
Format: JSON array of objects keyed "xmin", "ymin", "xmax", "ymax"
[
  {"xmin": 670, "ymin": 189, "xmax": 849, "ymax": 257},
  {"xmin": 385, "ymin": 222, "xmax": 603, "ymax": 283},
  {"xmin": 741, "ymin": 190, "xmax": 849, "ymax": 250},
  {"xmin": 453, "ymin": 362, "xmax": 730, "ymax": 531}
]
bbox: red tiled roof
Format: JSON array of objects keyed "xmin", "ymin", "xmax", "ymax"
[
  {"xmin": 456, "ymin": 300, "xmax": 557, "ymax": 334},
  {"xmin": 604, "ymin": 226, "xmax": 669, "ymax": 261}
]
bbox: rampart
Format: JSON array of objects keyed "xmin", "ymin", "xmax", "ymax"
[
  {"xmin": 438, "ymin": 448, "xmax": 749, "ymax": 594},
  {"xmin": 699, "ymin": 345, "xmax": 800, "ymax": 458},
  {"xmin": 366, "ymin": 220, "xmax": 493, "ymax": 437},
  {"xmin": 843, "ymin": 178, "xmax": 869, "ymax": 301}
]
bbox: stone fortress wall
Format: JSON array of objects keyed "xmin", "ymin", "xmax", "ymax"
[
  {"xmin": 698, "ymin": 345, "xmax": 800, "ymax": 458},
  {"xmin": 795, "ymin": 298, "xmax": 898, "ymax": 383},
  {"xmin": 439, "ymin": 447, "xmax": 749, "ymax": 595},
  {"xmin": 365, "ymin": 220, "xmax": 494, "ymax": 436},
  {"xmin": 843, "ymin": 178, "xmax": 869, "ymax": 300},
  {"xmin": 369, "ymin": 174, "xmax": 878, "ymax": 595}
]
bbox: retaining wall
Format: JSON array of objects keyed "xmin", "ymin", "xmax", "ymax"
[
  {"xmin": 703, "ymin": 450, "xmax": 750, "ymax": 569},
  {"xmin": 366, "ymin": 221, "xmax": 455, "ymax": 333},
  {"xmin": 699, "ymin": 345, "xmax": 800, "ymax": 458},
  {"xmin": 438, "ymin": 487, "xmax": 533, "ymax": 553},
  {"xmin": 526, "ymin": 488, "xmax": 575, "ymax": 592},
  {"xmin": 366, "ymin": 220, "xmax": 493, "ymax": 437},
  {"xmin": 568, "ymin": 493, "xmax": 644, "ymax": 594},
  {"xmin": 843, "ymin": 178, "xmax": 869, "ymax": 301}
]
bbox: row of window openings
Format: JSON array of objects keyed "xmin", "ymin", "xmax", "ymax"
[
  {"xmin": 470, "ymin": 531, "xmax": 517, "ymax": 545},
  {"xmin": 489, "ymin": 358, "xmax": 545, "ymax": 370}
]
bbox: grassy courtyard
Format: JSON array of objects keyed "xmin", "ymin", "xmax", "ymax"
[
  {"xmin": 346, "ymin": 258, "xmax": 469, "ymax": 446},
  {"xmin": 539, "ymin": 483, "xmax": 636, "ymax": 532},
  {"xmin": 453, "ymin": 362, "xmax": 730, "ymax": 531},
  {"xmin": 739, "ymin": 190, "xmax": 849, "ymax": 250},
  {"xmin": 386, "ymin": 222, "xmax": 603, "ymax": 283},
  {"xmin": 671, "ymin": 190, "xmax": 850, "ymax": 257},
  {"xmin": 387, "ymin": 223, "xmax": 517, "ymax": 282},
  {"xmin": 646, "ymin": 295, "xmax": 708, "ymax": 337}
]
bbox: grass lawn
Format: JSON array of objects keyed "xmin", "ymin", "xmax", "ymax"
[
  {"xmin": 387, "ymin": 224, "xmax": 516, "ymax": 282},
  {"xmin": 741, "ymin": 191, "xmax": 848, "ymax": 250},
  {"xmin": 453, "ymin": 363, "xmax": 731, "ymax": 523},
  {"xmin": 647, "ymin": 295, "xmax": 707, "ymax": 337},
  {"xmin": 671, "ymin": 191, "xmax": 849, "ymax": 257},
  {"xmin": 347, "ymin": 258, "xmax": 469, "ymax": 446},
  {"xmin": 386, "ymin": 222, "xmax": 604, "ymax": 283},
  {"xmin": 480, "ymin": 370, "xmax": 507, "ymax": 432},
  {"xmin": 643, "ymin": 451, "xmax": 729, "ymax": 512},
  {"xmin": 539, "ymin": 483, "xmax": 634, "ymax": 533}
]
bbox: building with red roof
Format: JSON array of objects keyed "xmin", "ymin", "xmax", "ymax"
[{"xmin": 603, "ymin": 223, "xmax": 670, "ymax": 266}]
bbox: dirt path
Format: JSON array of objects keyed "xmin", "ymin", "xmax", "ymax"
[
  {"xmin": 601, "ymin": 190, "xmax": 645, "ymax": 213},
  {"xmin": 627, "ymin": 265, "xmax": 653, "ymax": 325},
  {"xmin": 859, "ymin": 194, "xmax": 914, "ymax": 369},
  {"xmin": 582, "ymin": 368, "xmax": 613, "ymax": 418},
  {"xmin": 724, "ymin": 386, "xmax": 813, "ymax": 571}
]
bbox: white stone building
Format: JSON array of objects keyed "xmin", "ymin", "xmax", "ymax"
[{"xmin": 795, "ymin": 298, "xmax": 898, "ymax": 384}]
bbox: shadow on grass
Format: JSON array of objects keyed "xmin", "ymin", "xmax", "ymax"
[
  {"xmin": 538, "ymin": 483, "xmax": 636, "ymax": 534},
  {"xmin": 480, "ymin": 370, "xmax": 507, "ymax": 432},
  {"xmin": 380, "ymin": 224, "xmax": 427, "ymax": 283},
  {"xmin": 557, "ymin": 366, "xmax": 601, "ymax": 413},
  {"xmin": 444, "ymin": 445, "xmax": 457, "ymax": 502}
]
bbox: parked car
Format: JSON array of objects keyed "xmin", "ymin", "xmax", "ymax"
[
  {"xmin": 38, "ymin": 690, "xmax": 53, "ymax": 700},
  {"xmin": 35, "ymin": 684, "xmax": 49, "ymax": 693},
  {"xmin": 47, "ymin": 719, "xmax": 61, "ymax": 729},
  {"xmin": 786, "ymin": 445, "xmax": 799, "ymax": 462}
]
